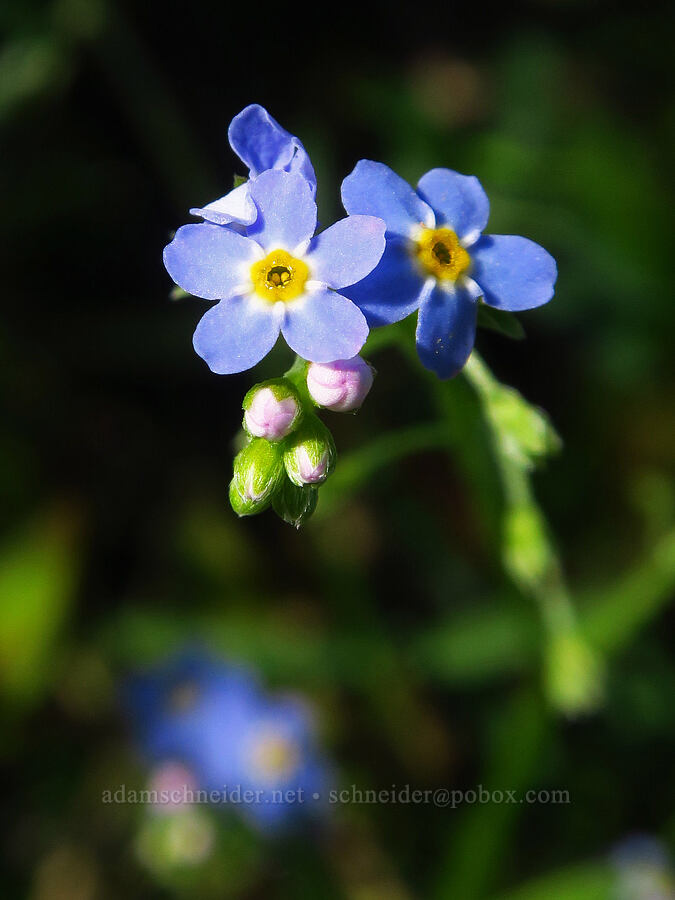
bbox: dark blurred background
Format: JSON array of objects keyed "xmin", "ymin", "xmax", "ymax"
[{"xmin": 1, "ymin": 0, "xmax": 674, "ymax": 897}]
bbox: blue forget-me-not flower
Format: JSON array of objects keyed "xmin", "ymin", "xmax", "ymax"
[
  {"xmin": 341, "ymin": 161, "xmax": 557, "ymax": 378},
  {"xmin": 190, "ymin": 104, "xmax": 316, "ymax": 227},
  {"xmin": 125, "ymin": 652, "xmax": 331, "ymax": 829},
  {"xmin": 164, "ymin": 169, "xmax": 386, "ymax": 374}
]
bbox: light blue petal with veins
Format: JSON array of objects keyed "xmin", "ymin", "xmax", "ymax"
[
  {"xmin": 246, "ymin": 170, "xmax": 317, "ymax": 252},
  {"xmin": 304, "ymin": 215, "xmax": 386, "ymax": 289},
  {"xmin": 163, "ymin": 223, "xmax": 261, "ymax": 300},
  {"xmin": 192, "ymin": 295, "xmax": 282, "ymax": 375},
  {"xmin": 282, "ymin": 288, "xmax": 369, "ymax": 362},
  {"xmin": 341, "ymin": 160, "xmax": 434, "ymax": 238}
]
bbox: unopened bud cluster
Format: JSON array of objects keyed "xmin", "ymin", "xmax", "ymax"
[{"xmin": 230, "ymin": 356, "xmax": 374, "ymax": 527}]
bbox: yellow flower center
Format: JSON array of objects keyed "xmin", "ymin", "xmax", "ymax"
[
  {"xmin": 250, "ymin": 733, "xmax": 300, "ymax": 781},
  {"xmin": 413, "ymin": 227, "xmax": 471, "ymax": 282},
  {"xmin": 168, "ymin": 681, "xmax": 200, "ymax": 713},
  {"xmin": 251, "ymin": 249, "xmax": 309, "ymax": 302}
]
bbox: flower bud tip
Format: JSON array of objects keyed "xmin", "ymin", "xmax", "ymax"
[{"xmin": 306, "ymin": 356, "xmax": 374, "ymax": 412}]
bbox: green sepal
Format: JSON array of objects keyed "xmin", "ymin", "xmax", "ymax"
[
  {"xmin": 477, "ymin": 304, "xmax": 526, "ymax": 340},
  {"xmin": 233, "ymin": 173, "xmax": 247, "ymax": 188},
  {"xmin": 229, "ymin": 438, "xmax": 285, "ymax": 517},
  {"xmin": 272, "ymin": 478, "xmax": 319, "ymax": 529}
]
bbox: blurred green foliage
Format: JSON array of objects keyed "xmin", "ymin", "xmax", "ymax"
[
  {"xmin": 0, "ymin": 509, "xmax": 79, "ymax": 711},
  {"xmin": 1, "ymin": 0, "xmax": 674, "ymax": 897}
]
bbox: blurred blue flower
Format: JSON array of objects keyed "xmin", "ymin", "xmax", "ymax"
[
  {"xmin": 341, "ymin": 161, "xmax": 557, "ymax": 378},
  {"xmin": 125, "ymin": 651, "xmax": 331, "ymax": 830},
  {"xmin": 164, "ymin": 169, "xmax": 385, "ymax": 373},
  {"xmin": 190, "ymin": 104, "xmax": 316, "ymax": 227}
]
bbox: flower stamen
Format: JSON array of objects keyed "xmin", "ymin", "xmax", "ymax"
[
  {"xmin": 267, "ymin": 266, "xmax": 292, "ymax": 288},
  {"xmin": 250, "ymin": 733, "xmax": 300, "ymax": 781},
  {"xmin": 414, "ymin": 226, "xmax": 471, "ymax": 282},
  {"xmin": 251, "ymin": 249, "xmax": 309, "ymax": 302}
]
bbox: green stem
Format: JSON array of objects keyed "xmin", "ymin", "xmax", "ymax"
[
  {"xmin": 365, "ymin": 324, "xmax": 603, "ymax": 713},
  {"xmin": 283, "ymin": 355, "xmax": 313, "ymax": 407},
  {"xmin": 462, "ymin": 353, "xmax": 575, "ymax": 633},
  {"xmin": 462, "ymin": 352, "xmax": 604, "ymax": 713}
]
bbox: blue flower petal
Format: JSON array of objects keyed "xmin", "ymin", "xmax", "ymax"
[
  {"xmin": 342, "ymin": 238, "xmax": 429, "ymax": 327},
  {"xmin": 417, "ymin": 168, "xmax": 490, "ymax": 245},
  {"xmin": 471, "ymin": 235, "xmax": 557, "ymax": 311},
  {"xmin": 193, "ymin": 295, "xmax": 282, "ymax": 374},
  {"xmin": 163, "ymin": 223, "xmax": 261, "ymax": 300},
  {"xmin": 190, "ymin": 182, "xmax": 257, "ymax": 227},
  {"xmin": 281, "ymin": 288, "xmax": 368, "ymax": 362},
  {"xmin": 126, "ymin": 654, "xmax": 264, "ymax": 767},
  {"xmin": 246, "ymin": 170, "xmax": 317, "ymax": 252},
  {"xmin": 341, "ymin": 160, "xmax": 434, "ymax": 238},
  {"xmin": 415, "ymin": 283, "xmax": 478, "ymax": 379},
  {"xmin": 228, "ymin": 104, "xmax": 317, "ymax": 195},
  {"xmin": 257, "ymin": 696, "xmax": 317, "ymax": 744},
  {"xmin": 304, "ymin": 215, "xmax": 386, "ymax": 289}
]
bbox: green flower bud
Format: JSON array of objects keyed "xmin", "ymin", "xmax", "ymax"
[
  {"xmin": 242, "ymin": 379, "xmax": 303, "ymax": 441},
  {"xmin": 229, "ymin": 438, "xmax": 284, "ymax": 517},
  {"xmin": 272, "ymin": 478, "xmax": 319, "ymax": 529},
  {"xmin": 283, "ymin": 417, "xmax": 336, "ymax": 487}
]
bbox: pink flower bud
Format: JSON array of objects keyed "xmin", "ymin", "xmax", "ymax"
[
  {"xmin": 283, "ymin": 418, "xmax": 336, "ymax": 487},
  {"xmin": 294, "ymin": 446, "xmax": 328, "ymax": 484},
  {"xmin": 306, "ymin": 356, "xmax": 374, "ymax": 412},
  {"xmin": 147, "ymin": 762, "xmax": 197, "ymax": 816},
  {"xmin": 244, "ymin": 386, "xmax": 300, "ymax": 440}
]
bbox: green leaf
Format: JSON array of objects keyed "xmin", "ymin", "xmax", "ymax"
[
  {"xmin": 465, "ymin": 354, "xmax": 561, "ymax": 470},
  {"xmin": 433, "ymin": 689, "xmax": 549, "ymax": 899},
  {"xmin": 494, "ymin": 862, "xmax": 615, "ymax": 900},
  {"xmin": 503, "ymin": 502, "xmax": 555, "ymax": 589},
  {"xmin": 361, "ymin": 323, "xmax": 405, "ymax": 355},
  {"xmin": 463, "ymin": 354, "xmax": 604, "ymax": 715},
  {"xmin": 0, "ymin": 509, "xmax": 79, "ymax": 708},
  {"xmin": 580, "ymin": 527, "xmax": 675, "ymax": 656},
  {"xmin": 545, "ymin": 630, "xmax": 605, "ymax": 716},
  {"xmin": 477, "ymin": 304, "xmax": 526, "ymax": 340},
  {"xmin": 411, "ymin": 605, "xmax": 538, "ymax": 685},
  {"xmin": 313, "ymin": 422, "xmax": 451, "ymax": 519}
]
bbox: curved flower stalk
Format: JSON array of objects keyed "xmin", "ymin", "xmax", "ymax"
[{"xmin": 163, "ymin": 104, "xmax": 557, "ymax": 527}]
